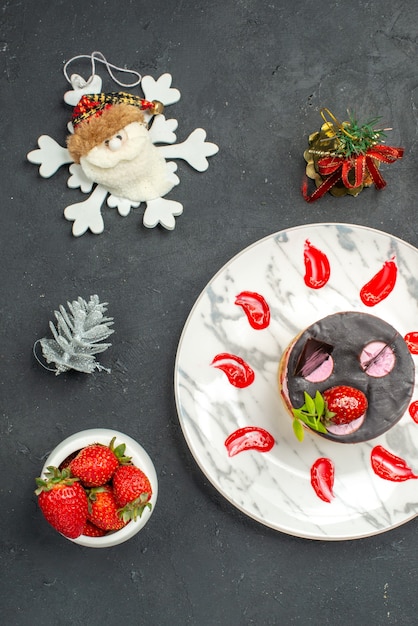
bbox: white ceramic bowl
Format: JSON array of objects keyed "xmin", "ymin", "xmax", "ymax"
[{"xmin": 39, "ymin": 428, "xmax": 158, "ymax": 548}]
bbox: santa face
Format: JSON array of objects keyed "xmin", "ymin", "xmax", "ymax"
[{"xmin": 79, "ymin": 121, "xmax": 174, "ymax": 202}]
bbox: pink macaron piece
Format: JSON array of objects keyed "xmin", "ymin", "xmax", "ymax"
[{"xmin": 359, "ymin": 341, "xmax": 395, "ymax": 377}]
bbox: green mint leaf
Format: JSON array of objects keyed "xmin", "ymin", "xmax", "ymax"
[
  {"xmin": 314, "ymin": 390, "xmax": 325, "ymax": 418},
  {"xmin": 304, "ymin": 415, "xmax": 318, "ymax": 428},
  {"xmin": 315, "ymin": 421, "xmax": 328, "ymax": 434},
  {"xmin": 303, "ymin": 391, "xmax": 315, "ymax": 415},
  {"xmin": 293, "ymin": 419, "xmax": 305, "ymax": 442},
  {"xmin": 293, "ymin": 411, "xmax": 314, "ymax": 429}
]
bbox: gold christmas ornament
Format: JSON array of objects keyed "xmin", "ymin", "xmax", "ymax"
[
  {"xmin": 151, "ymin": 100, "xmax": 164, "ymax": 115},
  {"xmin": 302, "ymin": 109, "xmax": 404, "ymax": 202}
]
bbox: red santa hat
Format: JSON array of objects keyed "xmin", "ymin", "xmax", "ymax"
[{"xmin": 71, "ymin": 92, "xmax": 163, "ymax": 128}]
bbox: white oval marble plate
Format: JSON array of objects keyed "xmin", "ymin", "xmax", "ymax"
[{"xmin": 174, "ymin": 224, "xmax": 418, "ymax": 540}]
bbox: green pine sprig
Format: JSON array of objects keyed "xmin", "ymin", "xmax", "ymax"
[{"xmin": 333, "ymin": 113, "xmax": 387, "ymax": 158}]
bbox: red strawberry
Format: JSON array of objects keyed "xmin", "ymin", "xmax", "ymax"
[
  {"xmin": 35, "ymin": 467, "xmax": 88, "ymax": 539},
  {"xmin": 112, "ymin": 464, "xmax": 152, "ymax": 522},
  {"xmin": 323, "ymin": 385, "xmax": 368, "ymax": 425},
  {"xmin": 70, "ymin": 437, "xmax": 130, "ymax": 487},
  {"xmin": 87, "ymin": 485, "xmax": 128, "ymax": 531},
  {"xmin": 82, "ymin": 520, "xmax": 107, "ymax": 537}
]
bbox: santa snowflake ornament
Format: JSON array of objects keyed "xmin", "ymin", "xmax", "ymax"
[{"xmin": 27, "ymin": 52, "xmax": 219, "ymax": 235}]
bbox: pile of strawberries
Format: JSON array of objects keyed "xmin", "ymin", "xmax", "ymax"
[{"xmin": 35, "ymin": 437, "xmax": 152, "ymax": 540}]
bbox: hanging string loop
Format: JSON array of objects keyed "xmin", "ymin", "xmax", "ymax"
[{"xmin": 63, "ymin": 51, "xmax": 142, "ymax": 88}]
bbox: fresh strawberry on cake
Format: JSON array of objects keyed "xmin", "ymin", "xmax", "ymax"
[{"xmin": 291, "ymin": 385, "xmax": 368, "ymax": 441}]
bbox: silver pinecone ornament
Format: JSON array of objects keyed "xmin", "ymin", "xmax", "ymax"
[{"xmin": 38, "ymin": 295, "xmax": 114, "ymax": 375}]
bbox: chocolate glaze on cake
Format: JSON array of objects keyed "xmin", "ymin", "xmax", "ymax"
[{"xmin": 281, "ymin": 312, "xmax": 415, "ymax": 443}]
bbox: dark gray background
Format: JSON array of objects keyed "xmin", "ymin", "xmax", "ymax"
[{"xmin": 1, "ymin": 1, "xmax": 417, "ymax": 624}]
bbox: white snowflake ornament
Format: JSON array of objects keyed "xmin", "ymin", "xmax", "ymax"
[{"xmin": 27, "ymin": 67, "xmax": 218, "ymax": 236}]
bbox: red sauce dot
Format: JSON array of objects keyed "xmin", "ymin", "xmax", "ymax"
[
  {"xmin": 409, "ymin": 401, "xmax": 418, "ymax": 424},
  {"xmin": 404, "ymin": 331, "xmax": 418, "ymax": 355}
]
